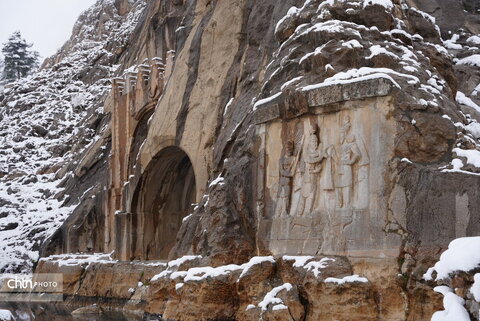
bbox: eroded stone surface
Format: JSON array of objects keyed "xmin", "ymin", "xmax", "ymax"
[
  {"xmin": 258, "ymin": 96, "xmax": 398, "ymax": 258},
  {"xmin": 35, "ymin": 254, "xmax": 437, "ymax": 321},
  {"xmin": 28, "ymin": 0, "xmax": 480, "ymax": 320}
]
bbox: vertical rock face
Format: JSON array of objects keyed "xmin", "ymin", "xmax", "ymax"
[
  {"xmin": 0, "ymin": 0, "xmax": 147, "ymax": 273},
  {"xmin": 408, "ymin": 0, "xmax": 480, "ymax": 34},
  {"xmin": 1, "ymin": 0, "xmax": 479, "ymax": 319},
  {"xmin": 86, "ymin": 0, "xmax": 479, "ymax": 268}
]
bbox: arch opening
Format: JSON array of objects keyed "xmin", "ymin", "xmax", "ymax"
[{"xmin": 134, "ymin": 146, "xmax": 196, "ymax": 260}]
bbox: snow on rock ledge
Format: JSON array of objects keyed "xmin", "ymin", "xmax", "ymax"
[
  {"xmin": 35, "ymin": 252, "xmax": 375, "ymax": 320},
  {"xmin": 424, "ymin": 237, "xmax": 480, "ymax": 281},
  {"xmin": 0, "ymin": 310, "xmax": 13, "ymax": 321},
  {"xmin": 423, "ymin": 238, "xmax": 480, "ymax": 320},
  {"xmin": 431, "ymin": 286, "xmax": 471, "ymax": 321}
]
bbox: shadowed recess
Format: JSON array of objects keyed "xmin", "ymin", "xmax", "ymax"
[{"xmin": 132, "ymin": 146, "xmax": 196, "ymax": 260}]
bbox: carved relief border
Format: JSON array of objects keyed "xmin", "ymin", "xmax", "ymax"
[{"xmin": 254, "ymin": 77, "xmax": 397, "ymax": 257}]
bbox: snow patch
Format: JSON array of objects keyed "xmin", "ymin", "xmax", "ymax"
[
  {"xmin": 151, "ymin": 256, "xmax": 276, "ymax": 286},
  {"xmin": 301, "ymin": 69, "xmax": 402, "ymax": 92},
  {"xmin": 466, "ymin": 122, "xmax": 480, "ymax": 139},
  {"xmin": 39, "ymin": 252, "xmax": 116, "ymax": 268},
  {"xmin": 282, "ymin": 255, "xmax": 314, "ymax": 267},
  {"xmin": 209, "ymin": 175, "xmax": 225, "ymax": 188},
  {"xmin": 457, "ymin": 54, "xmax": 480, "ymax": 67},
  {"xmin": 246, "ymin": 304, "xmax": 256, "ymax": 311},
  {"xmin": 239, "ymin": 256, "xmax": 275, "ymax": 279},
  {"xmin": 182, "ymin": 264, "xmax": 243, "ymax": 282},
  {"xmin": 253, "ymin": 92, "xmax": 282, "ymax": 111},
  {"xmin": 467, "ymin": 35, "xmax": 480, "ymax": 46},
  {"xmin": 456, "ymin": 91, "xmax": 480, "ymax": 113},
  {"xmin": 453, "ymin": 148, "xmax": 480, "ymax": 168},
  {"xmin": 431, "ymin": 286, "xmax": 470, "ymax": 321},
  {"xmin": 167, "ymin": 255, "xmax": 202, "ymax": 268},
  {"xmin": 258, "ymin": 283, "xmax": 293, "ymax": 311},
  {"xmin": 443, "ymin": 34, "xmax": 462, "ymax": 50},
  {"xmin": 275, "ymin": 6, "xmax": 299, "ymax": 36},
  {"xmin": 362, "ymin": 0, "xmax": 394, "ymax": 9},
  {"xmin": 324, "ymin": 275, "xmax": 369, "ymax": 284},
  {"xmin": 424, "ymin": 237, "xmax": 480, "ymax": 281},
  {"xmin": 366, "ymin": 45, "xmax": 398, "ymax": 60},
  {"xmin": 0, "ymin": 310, "xmax": 13, "ymax": 321},
  {"xmin": 223, "ymin": 98, "xmax": 234, "ymax": 116},
  {"xmin": 342, "ymin": 39, "xmax": 363, "ymax": 49},
  {"xmin": 304, "ymin": 258, "xmax": 335, "ymax": 277},
  {"xmin": 471, "ymin": 273, "xmax": 480, "ymax": 302}
]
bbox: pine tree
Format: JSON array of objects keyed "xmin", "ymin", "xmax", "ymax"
[
  {"xmin": 0, "ymin": 57, "xmax": 4, "ymax": 91},
  {"xmin": 1, "ymin": 31, "xmax": 40, "ymax": 82}
]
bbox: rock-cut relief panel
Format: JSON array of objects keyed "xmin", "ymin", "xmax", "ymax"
[
  {"xmin": 263, "ymin": 106, "xmax": 393, "ymax": 256},
  {"xmin": 273, "ymin": 115, "xmax": 369, "ymax": 218}
]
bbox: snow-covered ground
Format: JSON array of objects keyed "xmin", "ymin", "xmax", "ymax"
[{"xmin": 0, "ymin": 0, "xmax": 145, "ymax": 273}]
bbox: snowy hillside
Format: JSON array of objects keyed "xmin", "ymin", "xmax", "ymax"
[{"xmin": 0, "ymin": 0, "xmax": 145, "ymax": 273}]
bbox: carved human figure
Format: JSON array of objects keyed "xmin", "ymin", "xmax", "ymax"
[
  {"xmin": 295, "ymin": 124, "xmax": 325, "ymax": 216},
  {"xmin": 275, "ymin": 141, "xmax": 295, "ymax": 217},
  {"xmin": 335, "ymin": 116, "xmax": 360, "ymax": 208}
]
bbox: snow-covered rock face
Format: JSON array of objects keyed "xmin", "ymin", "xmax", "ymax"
[
  {"xmin": 1, "ymin": 0, "xmax": 480, "ymax": 319},
  {"xmin": 267, "ymin": 0, "xmax": 454, "ymax": 113},
  {"xmin": 0, "ymin": 0, "xmax": 146, "ymax": 273},
  {"xmin": 35, "ymin": 253, "xmax": 371, "ymax": 321}
]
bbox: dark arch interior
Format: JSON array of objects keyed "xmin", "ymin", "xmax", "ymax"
[{"xmin": 134, "ymin": 146, "xmax": 196, "ymax": 260}]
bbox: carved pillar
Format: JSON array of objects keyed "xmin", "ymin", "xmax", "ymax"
[
  {"xmin": 108, "ymin": 57, "xmax": 173, "ymax": 260},
  {"xmin": 107, "ymin": 77, "xmax": 128, "ymax": 251},
  {"xmin": 151, "ymin": 57, "xmax": 165, "ymax": 98}
]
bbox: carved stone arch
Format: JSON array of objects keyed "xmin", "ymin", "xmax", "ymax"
[
  {"xmin": 127, "ymin": 108, "xmax": 155, "ymax": 175},
  {"xmin": 127, "ymin": 146, "xmax": 197, "ymax": 260}
]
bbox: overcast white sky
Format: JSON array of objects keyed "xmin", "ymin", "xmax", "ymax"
[{"xmin": 0, "ymin": 0, "xmax": 97, "ymax": 60}]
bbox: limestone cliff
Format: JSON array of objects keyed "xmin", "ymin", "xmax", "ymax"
[
  {"xmin": 0, "ymin": 0, "xmax": 146, "ymax": 273},
  {"xmin": 2, "ymin": 0, "xmax": 480, "ymax": 320}
]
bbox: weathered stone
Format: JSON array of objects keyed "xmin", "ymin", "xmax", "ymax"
[
  {"xmin": 341, "ymin": 77, "xmax": 394, "ymax": 100},
  {"xmin": 304, "ymin": 77, "xmax": 394, "ymax": 111},
  {"xmin": 31, "ymin": 124, "xmax": 48, "ymax": 137},
  {"xmin": 21, "ymin": 0, "xmax": 480, "ymax": 319},
  {"xmin": 395, "ymin": 113, "xmax": 456, "ymax": 163},
  {"xmin": 0, "ymin": 222, "xmax": 18, "ymax": 231},
  {"xmin": 306, "ymin": 84, "xmax": 343, "ymax": 107},
  {"xmin": 254, "ymin": 103, "xmax": 281, "ymax": 124}
]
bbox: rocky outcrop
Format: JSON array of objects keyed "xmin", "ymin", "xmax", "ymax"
[
  {"xmin": 33, "ymin": 0, "xmax": 480, "ymax": 318},
  {"xmin": 408, "ymin": 0, "xmax": 480, "ymax": 35},
  {"xmin": 0, "ymin": 0, "xmax": 147, "ymax": 273},
  {"xmin": 1, "ymin": 0, "xmax": 480, "ymax": 319},
  {"xmin": 34, "ymin": 253, "xmax": 444, "ymax": 321}
]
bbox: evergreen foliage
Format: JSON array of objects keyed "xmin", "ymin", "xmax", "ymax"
[{"xmin": 1, "ymin": 31, "xmax": 40, "ymax": 82}]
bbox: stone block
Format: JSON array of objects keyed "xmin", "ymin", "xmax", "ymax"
[
  {"xmin": 342, "ymin": 77, "xmax": 393, "ymax": 101},
  {"xmin": 253, "ymin": 103, "xmax": 281, "ymax": 124},
  {"xmin": 271, "ymin": 217, "xmax": 290, "ymax": 239},
  {"xmin": 269, "ymin": 239, "xmax": 288, "ymax": 254},
  {"xmin": 302, "ymin": 239, "xmax": 322, "ymax": 254},
  {"xmin": 306, "ymin": 84, "xmax": 343, "ymax": 107},
  {"xmin": 285, "ymin": 90, "xmax": 309, "ymax": 119},
  {"xmin": 289, "ymin": 216, "xmax": 314, "ymax": 240},
  {"xmin": 286, "ymin": 240, "xmax": 306, "ymax": 253}
]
